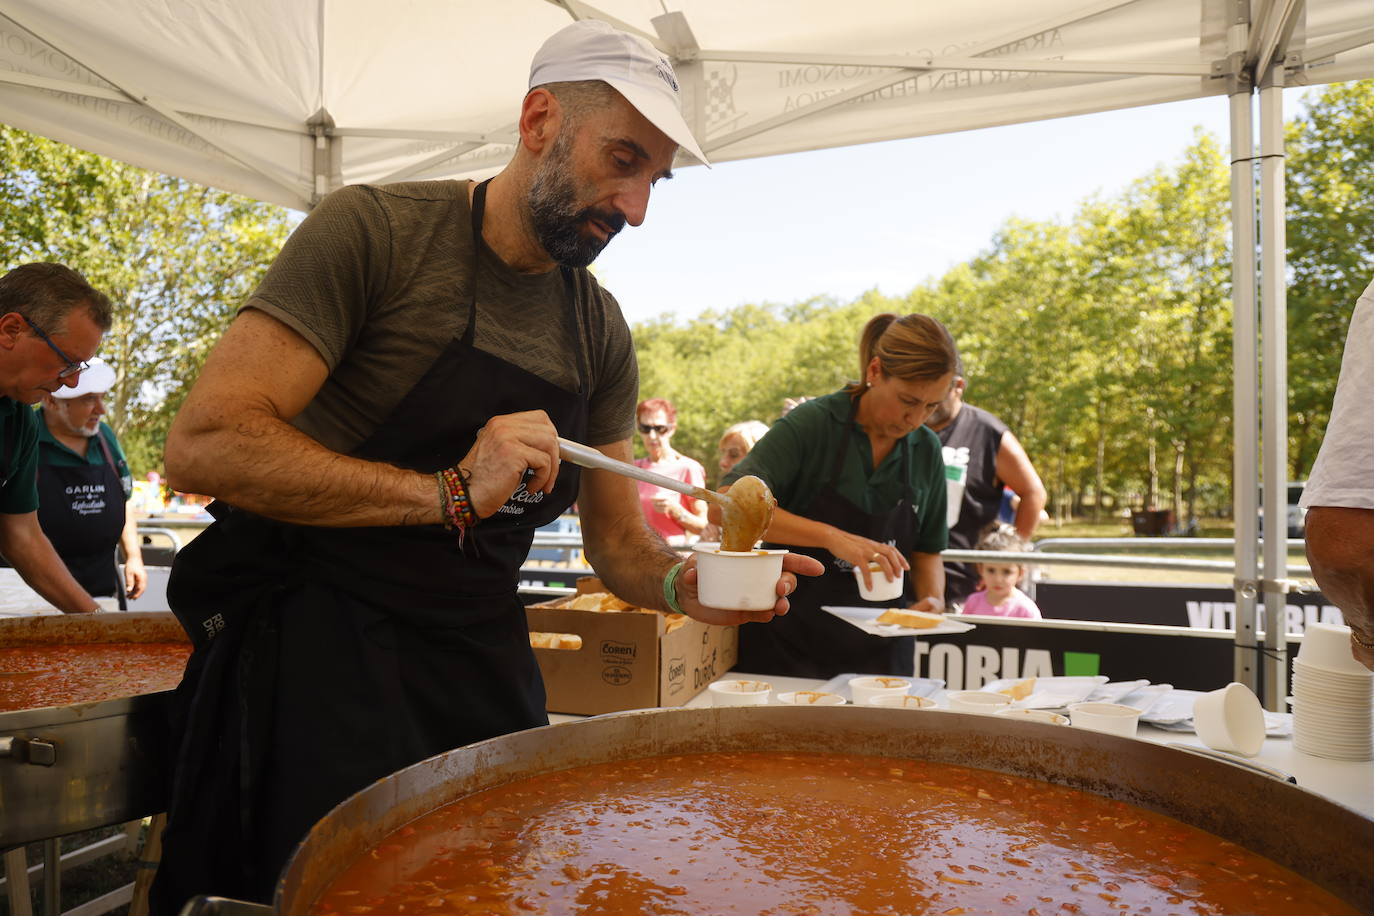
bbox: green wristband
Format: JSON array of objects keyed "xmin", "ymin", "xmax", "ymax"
[{"xmin": 663, "ymin": 561, "xmax": 685, "ymax": 614}]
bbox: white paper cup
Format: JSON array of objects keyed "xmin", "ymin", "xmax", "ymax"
[
  {"xmin": 995, "ymin": 707, "xmax": 1069, "ymax": 725},
  {"xmin": 854, "ymin": 563, "xmax": 903, "ymax": 601},
  {"xmin": 776, "ymin": 690, "xmax": 846, "ymax": 706},
  {"xmin": 848, "ymin": 676, "xmax": 911, "ymax": 706},
  {"xmin": 693, "ymin": 546, "xmax": 788, "ymax": 611},
  {"xmin": 707, "ymin": 679, "xmax": 772, "ymax": 706},
  {"xmin": 869, "ymin": 693, "xmax": 937, "ymax": 710},
  {"xmin": 1068, "ymin": 702, "xmax": 1142, "ymax": 737},
  {"xmin": 1297, "ymin": 623, "xmax": 1374, "ymax": 677},
  {"xmin": 946, "ymin": 691, "xmax": 1012, "ymax": 714},
  {"xmin": 1192, "ymin": 682, "xmax": 1266, "ymax": 757}
]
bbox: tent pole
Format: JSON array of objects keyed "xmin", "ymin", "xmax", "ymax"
[
  {"xmin": 1258, "ymin": 62, "xmax": 1289, "ymax": 712},
  {"xmin": 1227, "ymin": 13, "xmax": 1260, "ymax": 696}
]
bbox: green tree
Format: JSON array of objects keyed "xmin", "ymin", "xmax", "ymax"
[
  {"xmin": 0, "ymin": 126, "xmax": 293, "ymax": 474},
  {"xmin": 1286, "ymin": 80, "xmax": 1374, "ymax": 479}
]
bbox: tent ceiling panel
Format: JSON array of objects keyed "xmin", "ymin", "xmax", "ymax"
[{"xmin": 0, "ymin": 0, "xmax": 1369, "ymax": 210}]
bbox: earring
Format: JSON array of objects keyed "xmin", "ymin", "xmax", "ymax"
[{"xmin": 866, "ymin": 381, "xmax": 871, "ymax": 388}]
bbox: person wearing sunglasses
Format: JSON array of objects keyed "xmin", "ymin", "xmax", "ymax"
[
  {"xmin": 0, "ymin": 262, "xmax": 112, "ymax": 615},
  {"xmin": 633, "ymin": 397, "xmax": 708, "ymax": 545}
]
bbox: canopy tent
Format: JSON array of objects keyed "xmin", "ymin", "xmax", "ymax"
[
  {"xmin": 0, "ymin": 0, "xmax": 1369, "ymax": 211},
  {"xmin": 1, "ymin": 0, "xmax": 1373, "ymax": 704}
]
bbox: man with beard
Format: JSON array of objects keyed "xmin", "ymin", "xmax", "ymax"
[
  {"xmin": 34, "ymin": 357, "xmax": 146, "ymax": 607},
  {"xmin": 151, "ymin": 19, "xmax": 822, "ymax": 913}
]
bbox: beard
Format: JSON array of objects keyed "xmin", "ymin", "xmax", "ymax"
[{"xmin": 527, "ymin": 131, "xmax": 625, "ymax": 268}]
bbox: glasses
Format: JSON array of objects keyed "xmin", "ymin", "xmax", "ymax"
[
  {"xmin": 637, "ymin": 423, "xmax": 671, "ymax": 435},
  {"xmin": 22, "ymin": 316, "xmax": 88, "ymax": 379}
]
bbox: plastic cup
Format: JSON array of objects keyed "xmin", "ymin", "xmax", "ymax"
[
  {"xmin": 1192, "ymin": 682, "xmax": 1266, "ymax": 756},
  {"xmin": 869, "ymin": 693, "xmax": 937, "ymax": 710},
  {"xmin": 946, "ymin": 691, "xmax": 1012, "ymax": 715},
  {"xmin": 707, "ymin": 679, "xmax": 772, "ymax": 706},
  {"xmin": 693, "ymin": 546, "xmax": 788, "ymax": 611},
  {"xmin": 995, "ymin": 707, "xmax": 1069, "ymax": 725},
  {"xmin": 1296, "ymin": 623, "xmax": 1374, "ymax": 677},
  {"xmin": 849, "ymin": 676, "xmax": 911, "ymax": 706},
  {"xmin": 854, "ymin": 563, "xmax": 903, "ymax": 601},
  {"xmin": 1068, "ymin": 702, "xmax": 1142, "ymax": 737},
  {"xmin": 776, "ymin": 690, "xmax": 845, "ymax": 706}
]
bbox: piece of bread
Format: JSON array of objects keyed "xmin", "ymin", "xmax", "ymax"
[
  {"xmin": 998, "ymin": 678, "xmax": 1036, "ymax": 701},
  {"xmin": 875, "ymin": 608, "xmax": 944, "ymax": 629},
  {"xmin": 565, "ymin": 591, "xmax": 635, "ymax": 612},
  {"xmin": 529, "ymin": 632, "xmax": 583, "ymax": 650}
]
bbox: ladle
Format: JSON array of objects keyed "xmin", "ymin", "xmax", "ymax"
[{"xmin": 556, "ymin": 437, "xmax": 775, "ymax": 551}]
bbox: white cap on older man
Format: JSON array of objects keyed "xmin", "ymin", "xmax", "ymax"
[
  {"xmin": 528, "ymin": 19, "xmax": 710, "ymax": 167},
  {"xmin": 51, "ymin": 357, "xmax": 114, "ymax": 398}
]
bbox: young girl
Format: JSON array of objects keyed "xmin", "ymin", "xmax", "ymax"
[{"xmin": 960, "ymin": 523, "xmax": 1043, "ymax": 619}]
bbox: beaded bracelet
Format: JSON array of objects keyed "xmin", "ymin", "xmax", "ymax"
[
  {"xmin": 435, "ymin": 465, "xmax": 479, "ymax": 544},
  {"xmin": 662, "ymin": 561, "xmax": 685, "ymax": 614}
]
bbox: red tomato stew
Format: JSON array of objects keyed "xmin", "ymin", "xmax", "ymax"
[
  {"xmin": 0, "ymin": 642, "xmax": 190, "ymax": 711},
  {"xmin": 311, "ymin": 751, "xmax": 1354, "ymax": 915}
]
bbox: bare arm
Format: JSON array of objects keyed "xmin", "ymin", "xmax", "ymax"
[
  {"xmin": 0, "ymin": 512, "xmax": 99, "ymax": 613},
  {"xmin": 165, "ymin": 309, "xmax": 437, "ymax": 526},
  {"xmin": 996, "ymin": 431, "xmax": 1047, "ymax": 540},
  {"xmin": 580, "ymin": 441, "xmax": 820, "ymax": 625},
  {"xmin": 165, "ymin": 309, "xmax": 563, "ymax": 526},
  {"xmin": 120, "ymin": 502, "xmax": 146, "ymax": 600},
  {"xmin": 1305, "ymin": 506, "xmax": 1374, "ymax": 671},
  {"xmin": 909, "ymin": 551, "xmax": 945, "ymax": 613}
]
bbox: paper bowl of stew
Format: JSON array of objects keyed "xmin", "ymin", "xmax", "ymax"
[{"xmin": 693, "ymin": 546, "xmax": 788, "ymax": 611}]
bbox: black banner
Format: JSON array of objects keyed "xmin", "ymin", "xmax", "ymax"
[{"xmin": 1033, "ymin": 581, "xmax": 1343, "ymax": 634}]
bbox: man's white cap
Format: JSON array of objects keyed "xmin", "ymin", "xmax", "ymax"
[
  {"xmin": 52, "ymin": 357, "xmax": 114, "ymax": 398},
  {"xmin": 529, "ymin": 19, "xmax": 710, "ymax": 167}
]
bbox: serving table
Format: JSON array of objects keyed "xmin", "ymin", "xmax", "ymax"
[{"xmin": 550, "ymin": 671, "xmax": 1374, "ymax": 819}]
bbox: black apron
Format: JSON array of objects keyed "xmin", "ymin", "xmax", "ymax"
[
  {"xmin": 35, "ymin": 430, "xmax": 127, "ymax": 602},
  {"xmin": 737, "ymin": 396, "xmax": 920, "ymax": 679},
  {"xmin": 151, "ymin": 181, "xmax": 589, "ymax": 913}
]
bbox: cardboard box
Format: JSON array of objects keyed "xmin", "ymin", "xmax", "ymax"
[{"xmin": 526, "ymin": 578, "xmax": 738, "ymax": 715}]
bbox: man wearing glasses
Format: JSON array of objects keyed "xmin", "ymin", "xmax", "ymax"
[{"xmin": 0, "ymin": 262, "xmax": 112, "ymax": 614}]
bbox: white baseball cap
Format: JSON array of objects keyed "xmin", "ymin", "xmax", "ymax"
[
  {"xmin": 529, "ymin": 19, "xmax": 710, "ymax": 167},
  {"xmin": 52, "ymin": 356, "xmax": 115, "ymax": 398}
]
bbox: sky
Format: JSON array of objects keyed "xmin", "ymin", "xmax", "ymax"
[{"xmin": 591, "ymin": 91, "xmax": 1307, "ymax": 328}]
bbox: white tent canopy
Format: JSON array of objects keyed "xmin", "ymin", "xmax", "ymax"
[{"xmin": 1, "ymin": 0, "xmax": 1371, "ymax": 211}]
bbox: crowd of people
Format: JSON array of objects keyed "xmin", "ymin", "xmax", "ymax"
[{"xmin": 2, "ymin": 16, "xmax": 1371, "ymax": 915}]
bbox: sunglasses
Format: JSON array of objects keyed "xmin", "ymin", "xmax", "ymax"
[
  {"xmin": 23, "ymin": 315, "xmax": 88, "ymax": 380},
  {"xmin": 637, "ymin": 423, "xmax": 672, "ymax": 435}
]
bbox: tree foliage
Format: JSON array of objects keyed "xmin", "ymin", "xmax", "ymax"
[
  {"xmin": 0, "ymin": 126, "xmax": 293, "ymax": 473},
  {"xmin": 632, "ymin": 82, "xmax": 1374, "ymax": 517}
]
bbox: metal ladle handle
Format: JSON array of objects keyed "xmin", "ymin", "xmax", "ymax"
[{"xmin": 556, "ymin": 437, "xmax": 721, "ymax": 506}]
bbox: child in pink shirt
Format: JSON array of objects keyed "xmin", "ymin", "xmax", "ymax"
[{"xmin": 959, "ymin": 524, "xmax": 1042, "ymax": 619}]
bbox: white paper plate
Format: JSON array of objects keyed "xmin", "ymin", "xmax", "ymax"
[
  {"xmin": 1138, "ymin": 688, "xmax": 1205, "ymax": 725},
  {"xmin": 978, "ymin": 675, "xmax": 1109, "ymax": 710},
  {"xmin": 820, "ymin": 606, "xmax": 976, "ymax": 638}
]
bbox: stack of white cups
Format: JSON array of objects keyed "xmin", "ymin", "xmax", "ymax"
[{"xmin": 1292, "ymin": 623, "xmax": 1374, "ymax": 761}]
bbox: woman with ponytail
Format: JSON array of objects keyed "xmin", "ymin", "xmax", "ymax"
[{"xmin": 718, "ymin": 313, "xmax": 956, "ymax": 677}]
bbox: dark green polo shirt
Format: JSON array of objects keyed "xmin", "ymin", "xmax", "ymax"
[
  {"xmin": 722, "ymin": 390, "xmax": 949, "ymax": 555},
  {"xmin": 36, "ymin": 419, "xmax": 133, "ymax": 500},
  {"xmin": 0, "ymin": 398, "xmax": 41, "ymax": 514}
]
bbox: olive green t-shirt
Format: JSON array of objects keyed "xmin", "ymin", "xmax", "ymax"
[
  {"xmin": 722, "ymin": 390, "xmax": 948, "ymax": 555},
  {"xmin": 245, "ymin": 181, "xmax": 639, "ymax": 453},
  {"xmin": 0, "ymin": 399, "xmax": 40, "ymax": 514}
]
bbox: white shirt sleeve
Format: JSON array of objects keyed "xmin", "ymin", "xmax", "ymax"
[{"xmin": 1301, "ymin": 278, "xmax": 1374, "ymax": 510}]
